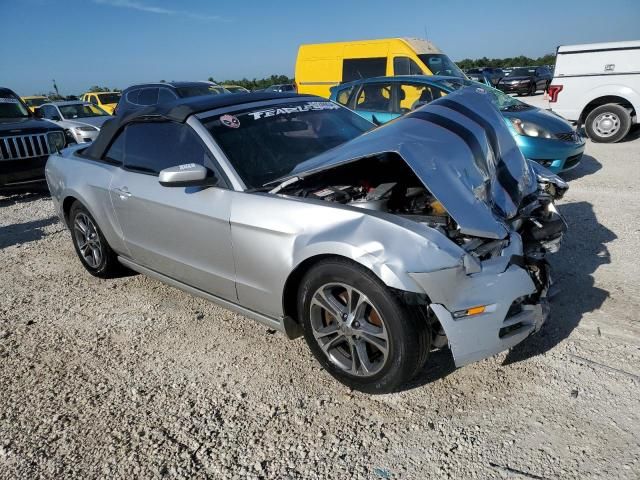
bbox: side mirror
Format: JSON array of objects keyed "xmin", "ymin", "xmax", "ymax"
[
  {"xmin": 370, "ymin": 115, "xmax": 382, "ymax": 127},
  {"xmin": 158, "ymin": 163, "xmax": 217, "ymax": 188}
]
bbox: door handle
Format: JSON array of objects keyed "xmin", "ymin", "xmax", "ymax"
[{"xmin": 114, "ymin": 186, "xmax": 132, "ymax": 199}]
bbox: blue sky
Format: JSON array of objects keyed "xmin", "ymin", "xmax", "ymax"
[{"xmin": 1, "ymin": 0, "xmax": 638, "ymax": 95}]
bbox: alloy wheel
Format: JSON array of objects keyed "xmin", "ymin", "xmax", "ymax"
[
  {"xmin": 309, "ymin": 283, "xmax": 389, "ymax": 377},
  {"xmin": 73, "ymin": 212, "xmax": 102, "ymax": 268},
  {"xmin": 593, "ymin": 112, "xmax": 620, "ymax": 138}
]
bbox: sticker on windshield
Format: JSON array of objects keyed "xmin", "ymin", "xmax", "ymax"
[
  {"xmin": 0, "ymin": 97, "xmax": 20, "ymax": 104},
  {"xmin": 220, "ymin": 114, "xmax": 240, "ymax": 128},
  {"xmin": 248, "ymin": 101, "xmax": 340, "ymax": 120}
]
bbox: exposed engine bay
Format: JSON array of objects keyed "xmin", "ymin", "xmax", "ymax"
[{"xmin": 281, "ymin": 153, "xmax": 567, "ymax": 263}]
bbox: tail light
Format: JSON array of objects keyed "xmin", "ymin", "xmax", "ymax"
[{"xmin": 548, "ymin": 84, "xmax": 563, "ymax": 103}]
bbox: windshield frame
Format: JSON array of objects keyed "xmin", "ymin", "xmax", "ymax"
[
  {"xmin": 417, "ymin": 54, "xmax": 466, "ymax": 78},
  {"xmin": 97, "ymin": 92, "xmax": 121, "ymax": 104},
  {"xmin": 510, "ymin": 68, "xmax": 536, "ymax": 77},
  {"xmin": 200, "ymin": 99, "xmax": 374, "ymax": 190},
  {"xmin": 0, "ymin": 94, "xmax": 31, "ymax": 119}
]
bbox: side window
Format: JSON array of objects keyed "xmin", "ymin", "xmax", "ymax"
[
  {"xmin": 158, "ymin": 88, "xmax": 177, "ymax": 104},
  {"xmin": 335, "ymin": 86, "xmax": 354, "ymax": 106},
  {"xmin": 393, "ymin": 57, "xmax": 424, "ymax": 75},
  {"xmin": 120, "ymin": 122, "xmax": 226, "ymax": 185},
  {"xmin": 355, "ymin": 83, "xmax": 392, "ymax": 111},
  {"xmin": 104, "ymin": 129, "xmax": 126, "ymax": 165},
  {"xmin": 342, "ymin": 58, "xmax": 386, "ymax": 83},
  {"xmin": 89, "ymin": 95, "xmax": 98, "ymax": 105},
  {"xmin": 397, "ymin": 83, "xmax": 446, "ymax": 112},
  {"xmin": 40, "ymin": 105, "xmax": 52, "ymax": 118},
  {"xmin": 126, "ymin": 89, "xmax": 140, "ymax": 105},
  {"xmin": 138, "ymin": 88, "xmax": 159, "ymax": 106}
]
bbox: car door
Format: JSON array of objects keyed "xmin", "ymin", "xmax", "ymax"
[
  {"xmin": 351, "ymin": 82, "xmax": 396, "ymax": 124},
  {"xmin": 108, "ymin": 121, "xmax": 237, "ymax": 301}
]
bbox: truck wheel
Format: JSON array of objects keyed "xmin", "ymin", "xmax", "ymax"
[
  {"xmin": 298, "ymin": 258, "xmax": 430, "ymax": 394},
  {"xmin": 69, "ymin": 201, "xmax": 122, "ymax": 278},
  {"xmin": 585, "ymin": 104, "xmax": 631, "ymax": 143}
]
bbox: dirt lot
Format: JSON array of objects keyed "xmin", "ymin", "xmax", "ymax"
[{"xmin": 1, "ymin": 115, "xmax": 639, "ymax": 478}]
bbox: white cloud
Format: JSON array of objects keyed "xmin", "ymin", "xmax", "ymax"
[{"xmin": 92, "ymin": 0, "xmax": 229, "ymax": 22}]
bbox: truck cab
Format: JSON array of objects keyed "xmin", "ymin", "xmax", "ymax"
[
  {"xmin": 549, "ymin": 40, "xmax": 640, "ymax": 143},
  {"xmin": 0, "ymin": 87, "xmax": 66, "ymax": 189}
]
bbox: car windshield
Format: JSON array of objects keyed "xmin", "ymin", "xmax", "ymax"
[
  {"xmin": 434, "ymin": 78, "xmax": 533, "ymax": 111},
  {"xmin": 97, "ymin": 93, "xmax": 121, "ymax": 104},
  {"xmin": 510, "ymin": 68, "xmax": 536, "ymax": 76},
  {"xmin": 0, "ymin": 95, "xmax": 30, "ymax": 118},
  {"xmin": 417, "ymin": 54, "xmax": 465, "ymax": 78},
  {"xmin": 176, "ymin": 85, "xmax": 228, "ymax": 98},
  {"xmin": 204, "ymin": 100, "xmax": 374, "ymax": 188},
  {"xmin": 25, "ymin": 98, "xmax": 48, "ymax": 107},
  {"xmin": 59, "ymin": 103, "xmax": 109, "ymax": 119}
]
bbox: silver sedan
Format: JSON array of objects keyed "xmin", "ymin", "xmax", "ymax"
[
  {"xmin": 45, "ymin": 89, "xmax": 568, "ymax": 393},
  {"xmin": 38, "ymin": 101, "xmax": 111, "ymax": 144}
]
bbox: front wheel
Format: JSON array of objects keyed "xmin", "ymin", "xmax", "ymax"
[
  {"xmin": 585, "ymin": 103, "xmax": 631, "ymax": 143},
  {"xmin": 69, "ymin": 201, "xmax": 122, "ymax": 278},
  {"xmin": 298, "ymin": 258, "xmax": 430, "ymax": 394}
]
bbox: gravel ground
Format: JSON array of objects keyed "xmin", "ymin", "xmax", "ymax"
[{"xmin": 1, "ymin": 118, "xmax": 639, "ymax": 478}]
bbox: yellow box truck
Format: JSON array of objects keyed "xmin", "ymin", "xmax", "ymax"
[{"xmin": 295, "ymin": 37, "xmax": 464, "ymax": 97}]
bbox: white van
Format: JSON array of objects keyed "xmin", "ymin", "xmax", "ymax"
[{"xmin": 548, "ymin": 40, "xmax": 639, "ymax": 142}]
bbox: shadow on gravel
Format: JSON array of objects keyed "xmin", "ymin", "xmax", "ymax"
[
  {"xmin": 0, "ymin": 216, "xmax": 59, "ymax": 249},
  {"xmin": 404, "ymin": 349, "xmax": 457, "ymax": 391},
  {"xmin": 0, "ymin": 188, "xmax": 49, "ymax": 208},
  {"xmin": 503, "ymin": 201, "xmax": 616, "ymax": 365},
  {"xmin": 561, "ymin": 154, "xmax": 602, "ymax": 182}
]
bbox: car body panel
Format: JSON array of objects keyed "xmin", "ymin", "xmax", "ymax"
[
  {"xmin": 108, "ymin": 167, "xmax": 237, "ymax": 301},
  {"xmin": 330, "ymin": 75, "xmax": 584, "ymax": 173}
]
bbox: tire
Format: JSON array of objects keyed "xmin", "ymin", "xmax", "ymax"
[
  {"xmin": 585, "ymin": 103, "xmax": 631, "ymax": 143},
  {"xmin": 69, "ymin": 201, "xmax": 122, "ymax": 278},
  {"xmin": 298, "ymin": 258, "xmax": 430, "ymax": 394}
]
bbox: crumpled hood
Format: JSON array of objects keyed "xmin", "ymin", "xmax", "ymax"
[{"xmin": 290, "ymin": 87, "xmax": 538, "ymax": 239}]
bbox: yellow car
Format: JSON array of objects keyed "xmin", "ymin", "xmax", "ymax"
[
  {"xmin": 81, "ymin": 91, "xmax": 121, "ymax": 115},
  {"xmin": 21, "ymin": 96, "xmax": 50, "ymax": 113}
]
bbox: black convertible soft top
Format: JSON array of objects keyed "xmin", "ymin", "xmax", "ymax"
[{"xmin": 83, "ymin": 92, "xmax": 313, "ymax": 161}]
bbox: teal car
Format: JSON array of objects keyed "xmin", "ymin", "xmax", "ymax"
[{"xmin": 330, "ymin": 76, "xmax": 585, "ymax": 173}]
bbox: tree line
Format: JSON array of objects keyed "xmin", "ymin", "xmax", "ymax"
[
  {"xmin": 207, "ymin": 74, "xmax": 293, "ymax": 90},
  {"xmin": 456, "ymin": 53, "xmax": 556, "ymax": 70}
]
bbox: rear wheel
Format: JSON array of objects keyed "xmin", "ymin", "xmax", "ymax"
[
  {"xmin": 298, "ymin": 258, "xmax": 430, "ymax": 394},
  {"xmin": 585, "ymin": 103, "xmax": 631, "ymax": 143},
  {"xmin": 69, "ymin": 201, "xmax": 122, "ymax": 278}
]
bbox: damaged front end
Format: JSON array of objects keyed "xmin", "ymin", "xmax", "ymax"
[{"xmin": 274, "ymin": 87, "xmax": 568, "ymax": 366}]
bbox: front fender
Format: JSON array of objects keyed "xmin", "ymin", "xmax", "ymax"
[{"xmin": 230, "ymin": 192, "xmax": 465, "ymax": 318}]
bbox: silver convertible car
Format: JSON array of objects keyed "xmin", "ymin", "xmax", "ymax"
[{"xmin": 46, "ymin": 89, "xmax": 568, "ymax": 393}]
